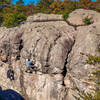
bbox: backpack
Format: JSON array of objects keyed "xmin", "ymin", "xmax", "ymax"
[{"xmin": 7, "ymin": 69, "xmax": 14, "ymax": 81}]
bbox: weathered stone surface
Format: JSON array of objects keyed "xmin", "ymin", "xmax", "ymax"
[
  {"xmin": 68, "ymin": 9, "xmax": 100, "ymax": 25},
  {"xmin": 0, "ymin": 14, "xmax": 75, "ymax": 100},
  {"xmin": 65, "ymin": 23, "xmax": 100, "ymax": 100},
  {"xmin": 27, "ymin": 13, "xmax": 63, "ymax": 22},
  {"xmin": 0, "ymin": 9, "xmax": 100, "ymax": 100}
]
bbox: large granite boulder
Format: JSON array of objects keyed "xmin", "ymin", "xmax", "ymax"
[
  {"xmin": 65, "ymin": 23, "xmax": 100, "ymax": 100},
  {"xmin": 27, "ymin": 13, "xmax": 63, "ymax": 22},
  {"xmin": 67, "ymin": 9, "xmax": 100, "ymax": 25},
  {"xmin": 0, "ymin": 14, "xmax": 75, "ymax": 100},
  {"xmin": 0, "ymin": 9, "xmax": 100, "ymax": 100}
]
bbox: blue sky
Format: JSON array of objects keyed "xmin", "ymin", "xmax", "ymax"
[
  {"xmin": 12, "ymin": 0, "xmax": 65, "ymax": 5},
  {"xmin": 12, "ymin": 0, "xmax": 95, "ymax": 5},
  {"xmin": 12, "ymin": 0, "xmax": 39, "ymax": 5}
]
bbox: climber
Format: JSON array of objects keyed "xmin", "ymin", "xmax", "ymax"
[
  {"xmin": 25, "ymin": 59, "xmax": 34, "ymax": 73},
  {"xmin": 7, "ymin": 69, "xmax": 14, "ymax": 81}
]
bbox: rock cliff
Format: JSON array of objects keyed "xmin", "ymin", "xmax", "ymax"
[{"xmin": 0, "ymin": 9, "xmax": 100, "ymax": 100}]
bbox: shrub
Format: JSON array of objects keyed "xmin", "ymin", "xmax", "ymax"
[
  {"xmin": 85, "ymin": 54, "xmax": 100, "ymax": 64},
  {"xmin": 15, "ymin": 12, "xmax": 27, "ymax": 24},
  {"xmin": 0, "ymin": 16, "xmax": 3, "ymax": 26},
  {"xmin": 74, "ymin": 87, "xmax": 95, "ymax": 100},
  {"xmin": 49, "ymin": 1, "xmax": 64, "ymax": 14},
  {"xmin": 80, "ymin": 53, "xmax": 100, "ymax": 64},
  {"xmin": 3, "ymin": 13, "xmax": 15, "ymax": 28},
  {"xmin": 74, "ymin": 53, "xmax": 100, "ymax": 100},
  {"xmin": 83, "ymin": 16, "xmax": 93, "ymax": 25},
  {"xmin": 0, "ymin": 13, "xmax": 3, "ymax": 26},
  {"xmin": 74, "ymin": 69, "xmax": 100, "ymax": 100},
  {"xmin": 34, "ymin": 0, "xmax": 54, "ymax": 14},
  {"xmin": 62, "ymin": 11, "xmax": 70, "ymax": 19},
  {"xmin": 80, "ymin": 0, "xmax": 92, "ymax": 9},
  {"xmin": 62, "ymin": 1, "xmax": 77, "ymax": 20},
  {"xmin": 3, "ymin": 12, "xmax": 26, "ymax": 28}
]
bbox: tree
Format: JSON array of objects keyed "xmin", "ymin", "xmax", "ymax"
[
  {"xmin": 16, "ymin": 0, "xmax": 24, "ymax": 5},
  {"xmin": 1, "ymin": 0, "xmax": 27, "ymax": 27},
  {"xmin": 25, "ymin": 3, "xmax": 35, "ymax": 16},
  {"xmin": 3, "ymin": 10, "xmax": 26, "ymax": 27},
  {"xmin": 80, "ymin": 0, "xmax": 92, "ymax": 9},
  {"xmin": 50, "ymin": 1, "xmax": 64, "ymax": 14},
  {"xmin": 35, "ymin": 0, "xmax": 54, "ymax": 13},
  {"xmin": 64, "ymin": 0, "xmax": 72, "ymax": 2},
  {"xmin": 0, "ymin": 0, "xmax": 12, "ymax": 6},
  {"xmin": 94, "ymin": 1, "xmax": 100, "ymax": 12},
  {"xmin": 0, "ymin": 0, "xmax": 12, "ymax": 11},
  {"xmin": 0, "ymin": 14, "xmax": 3, "ymax": 25},
  {"xmin": 0, "ymin": 0, "xmax": 28, "ymax": 28}
]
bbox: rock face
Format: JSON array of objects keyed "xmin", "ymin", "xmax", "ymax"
[
  {"xmin": 0, "ymin": 14, "xmax": 75, "ymax": 100},
  {"xmin": 65, "ymin": 10, "xmax": 100, "ymax": 100},
  {"xmin": 0, "ymin": 9, "xmax": 100, "ymax": 100},
  {"xmin": 27, "ymin": 13, "xmax": 63, "ymax": 22},
  {"xmin": 67, "ymin": 9, "xmax": 100, "ymax": 25}
]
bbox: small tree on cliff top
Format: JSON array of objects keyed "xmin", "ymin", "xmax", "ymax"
[
  {"xmin": 80, "ymin": 0, "xmax": 92, "ymax": 9},
  {"xmin": 35, "ymin": 0, "xmax": 54, "ymax": 13}
]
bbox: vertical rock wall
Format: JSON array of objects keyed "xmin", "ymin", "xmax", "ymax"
[
  {"xmin": 0, "ymin": 14, "xmax": 75, "ymax": 100},
  {"xmin": 0, "ymin": 9, "xmax": 100, "ymax": 100}
]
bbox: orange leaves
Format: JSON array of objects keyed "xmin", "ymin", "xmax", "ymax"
[
  {"xmin": 25, "ymin": 4, "xmax": 35, "ymax": 16},
  {"xmin": 80, "ymin": 0, "xmax": 92, "ymax": 9},
  {"xmin": 49, "ymin": 1, "xmax": 64, "ymax": 14}
]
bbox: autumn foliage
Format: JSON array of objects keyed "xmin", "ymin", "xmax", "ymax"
[
  {"xmin": 50, "ymin": 1, "xmax": 64, "ymax": 14},
  {"xmin": 0, "ymin": 0, "xmax": 100, "ymax": 27}
]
